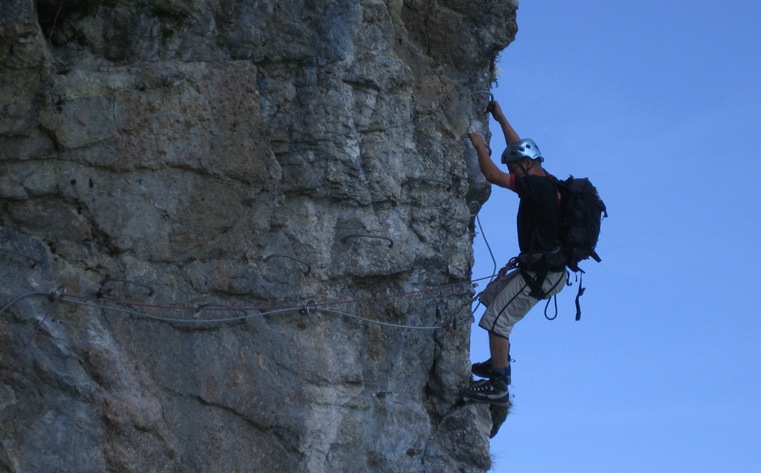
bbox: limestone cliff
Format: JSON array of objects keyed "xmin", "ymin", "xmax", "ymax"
[{"xmin": 0, "ymin": 1, "xmax": 518, "ymax": 471}]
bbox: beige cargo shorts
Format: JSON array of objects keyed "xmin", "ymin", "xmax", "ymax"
[{"xmin": 478, "ymin": 269, "xmax": 567, "ymax": 338}]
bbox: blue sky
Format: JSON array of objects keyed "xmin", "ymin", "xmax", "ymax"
[{"xmin": 468, "ymin": 1, "xmax": 761, "ymax": 471}]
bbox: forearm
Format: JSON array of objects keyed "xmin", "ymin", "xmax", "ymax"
[
  {"xmin": 494, "ymin": 113, "xmax": 520, "ymax": 144},
  {"xmin": 468, "ymin": 132, "xmax": 514, "ymax": 189},
  {"xmin": 474, "ymin": 143, "xmax": 496, "ymax": 175},
  {"xmin": 474, "ymin": 142, "xmax": 514, "ymax": 189}
]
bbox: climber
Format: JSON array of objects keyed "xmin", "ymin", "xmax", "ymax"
[{"xmin": 463, "ymin": 101, "xmax": 567, "ymax": 407}]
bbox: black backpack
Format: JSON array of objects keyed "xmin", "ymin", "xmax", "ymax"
[{"xmin": 556, "ymin": 176, "xmax": 607, "ymax": 319}]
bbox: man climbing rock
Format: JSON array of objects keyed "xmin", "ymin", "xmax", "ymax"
[{"xmin": 464, "ymin": 101, "xmax": 567, "ymax": 407}]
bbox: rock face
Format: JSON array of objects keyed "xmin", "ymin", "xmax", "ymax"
[{"xmin": 0, "ymin": 1, "xmax": 517, "ymax": 471}]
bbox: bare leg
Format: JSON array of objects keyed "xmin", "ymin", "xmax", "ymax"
[
  {"xmin": 462, "ymin": 332, "xmax": 511, "ymax": 406},
  {"xmin": 489, "ymin": 332, "xmax": 510, "ymax": 371}
]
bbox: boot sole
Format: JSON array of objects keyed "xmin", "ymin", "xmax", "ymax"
[{"xmin": 461, "ymin": 392, "xmax": 510, "ymax": 408}]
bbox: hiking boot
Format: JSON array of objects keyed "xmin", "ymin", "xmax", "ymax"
[
  {"xmin": 471, "ymin": 359, "xmax": 493, "ymax": 379},
  {"xmin": 471, "ymin": 359, "xmax": 511, "ymax": 384},
  {"xmin": 462, "ymin": 376, "xmax": 509, "ymax": 407}
]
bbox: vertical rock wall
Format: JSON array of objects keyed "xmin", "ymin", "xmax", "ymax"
[{"xmin": 0, "ymin": 1, "xmax": 518, "ymax": 471}]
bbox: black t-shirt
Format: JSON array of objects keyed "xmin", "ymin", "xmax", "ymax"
[{"xmin": 513, "ymin": 175, "xmax": 562, "ymax": 253}]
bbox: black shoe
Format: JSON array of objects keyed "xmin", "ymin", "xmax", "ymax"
[
  {"xmin": 471, "ymin": 359, "xmax": 493, "ymax": 379},
  {"xmin": 462, "ymin": 376, "xmax": 509, "ymax": 407},
  {"xmin": 471, "ymin": 359, "xmax": 511, "ymax": 385}
]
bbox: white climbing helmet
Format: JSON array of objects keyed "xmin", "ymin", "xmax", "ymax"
[{"xmin": 501, "ymin": 138, "xmax": 543, "ymax": 164}]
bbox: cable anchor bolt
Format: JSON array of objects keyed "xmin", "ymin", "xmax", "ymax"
[
  {"xmin": 48, "ymin": 286, "xmax": 66, "ymax": 302},
  {"xmin": 301, "ymin": 300, "xmax": 317, "ymax": 316}
]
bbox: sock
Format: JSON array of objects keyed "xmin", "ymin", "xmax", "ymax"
[{"xmin": 490, "ymin": 363, "xmax": 511, "ymax": 380}]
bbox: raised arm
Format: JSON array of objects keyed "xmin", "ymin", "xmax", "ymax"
[
  {"xmin": 488, "ymin": 101, "xmax": 520, "ymax": 145},
  {"xmin": 468, "ymin": 132, "xmax": 514, "ymax": 190}
]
